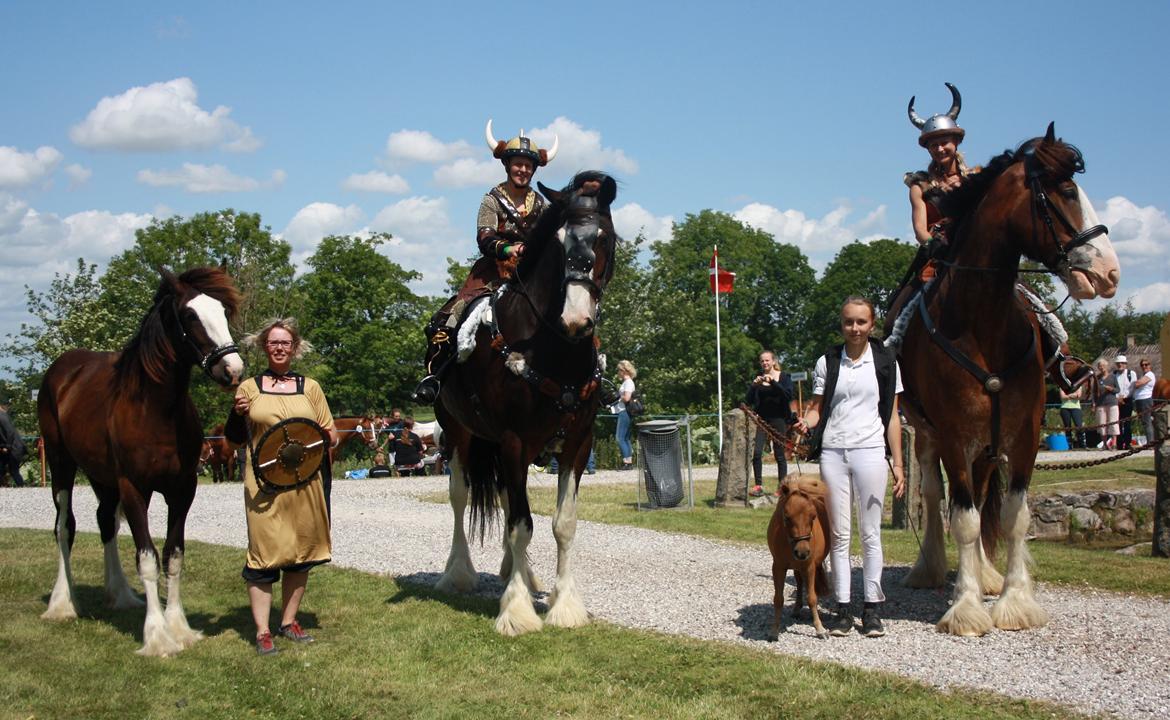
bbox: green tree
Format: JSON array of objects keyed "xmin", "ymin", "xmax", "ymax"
[
  {"xmin": 804, "ymin": 238, "xmax": 918, "ymax": 357},
  {"xmin": 297, "ymin": 233, "xmax": 430, "ymax": 414},
  {"xmin": 1061, "ymin": 301, "xmax": 1165, "ymax": 359},
  {"xmin": 638, "ymin": 211, "xmax": 816, "ymax": 414}
]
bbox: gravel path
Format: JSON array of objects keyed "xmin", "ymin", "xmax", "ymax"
[{"xmin": 2, "ymin": 462, "xmax": 1167, "ymax": 719}]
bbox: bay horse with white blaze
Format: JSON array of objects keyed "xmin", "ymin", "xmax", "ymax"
[
  {"xmin": 898, "ymin": 125, "xmax": 1120, "ymax": 636},
  {"xmin": 434, "ymin": 171, "xmax": 618, "ymax": 635},
  {"xmin": 331, "ymin": 415, "xmax": 380, "ymax": 461},
  {"xmin": 38, "ymin": 267, "xmax": 244, "ymax": 656}
]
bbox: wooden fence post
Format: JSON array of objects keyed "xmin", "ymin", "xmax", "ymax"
[
  {"xmin": 892, "ymin": 424, "xmax": 919, "ymax": 529},
  {"xmin": 1153, "ymin": 407, "xmax": 1169, "ymax": 558}
]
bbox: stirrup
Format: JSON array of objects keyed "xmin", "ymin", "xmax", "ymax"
[{"xmin": 411, "ymin": 375, "xmax": 441, "ymax": 403}]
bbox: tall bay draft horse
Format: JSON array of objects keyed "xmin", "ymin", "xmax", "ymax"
[
  {"xmin": 899, "ymin": 125, "xmax": 1119, "ymax": 636},
  {"xmin": 434, "ymin": 171, "xmax": 618, "ymax": 635},
  {"xmin": 38, "ymin": 267, "xmax": 244, "ymax": 656}
]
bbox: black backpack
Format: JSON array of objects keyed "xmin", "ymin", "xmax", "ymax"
[{"xmin": 626, "ymin": 390, "xmax": 645, "ymax": 418}]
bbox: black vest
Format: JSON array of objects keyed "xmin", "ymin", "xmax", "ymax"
[{"xmin": 807, "ymin": 338, "xmax": 898, "ymax": 461}]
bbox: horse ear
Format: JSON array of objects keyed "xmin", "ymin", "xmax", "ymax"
[
  {"xmin": 157, "ymin": 265, "xmax": 179, "ymax": 290},
  {"xmin": 1044, "ymin": 122, "xmax": 1056, "ymax": 144},
  {"xmin": 538, "ymin": 181, "xmax": 562, "ymax": 204}
]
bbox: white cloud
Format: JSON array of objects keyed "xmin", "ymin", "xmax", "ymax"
[
  {"xmin": 281, "ymin": 202, "xmax": 365, "ymax": 254},
  {"xmin": 385, "ymin": 130, "xmax": 474, "ymax": 165},
  {"xmin": 136, "ymin": 163, "xmax": 285, "ymax": 193},
  {"xmin": 370, "ymin": 196, "xmax": 462, "ymax": 295},
  {"xmin": 0, "ymin": 146, "xmax": 63, "ymax": 188},
  {"xmin": 734, "ymin": 201, "xmax": 890, "ymax": 268},
  {"xmin": 0, "ymin": 196, "xmax": 152, "ymax": 340},
  {"xmin": 612, "ymin": 202, "xmax": 673, "ymax": 244},
  {"xmin": 1121, "ymin": 282, "xmax": 1170, "ymax": 313},
  {"xmin": 433, "ymin": 158, "xmax": 500, "ymax": 188},
  {"xmin": 342, "ymin": 170, "xmax": 410, "ymax": 194},
  {"xmin": 64, "ymin": 163, "xmax": 92, "ymax": 187},
  {"xmin": 70, "ymin": 77, "xmax": 260, "ymax": 153},
  {"xmin": 1096, "ymin": 195, "xmax": 1170, "ymax": 261},
  {"xmin": 528, "ymin": 117, "xmax": 638, "ymax": 175}
]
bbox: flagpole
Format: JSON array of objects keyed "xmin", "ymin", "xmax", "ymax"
[{"xmin": 714, "ymin": 245, "xmax": 724, "ymax": 451}]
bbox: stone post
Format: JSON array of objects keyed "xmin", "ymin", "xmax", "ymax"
[
  {"xmin": 1153, "ymin": 407, "xmax": 1169, "ymax": 557},
  {"xmin": 715, "ymin": 409, "xmax": 752, "ymax": 507},
  {"xmin": 891, "ymin": 424, "xmax": 919, "ymax": 529}
]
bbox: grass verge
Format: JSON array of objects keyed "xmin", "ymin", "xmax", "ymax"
[{"xmin": 0, "ymin": 528, "xmax": 1084, "ymax": 720}]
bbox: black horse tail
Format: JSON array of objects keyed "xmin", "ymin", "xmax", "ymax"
[
  {"xmin": 466, "ymin": 435, "xmax": 500, "ymax": 545},
  {"xmin": 980, "ymin": 464, "xmax": 1003, "ymax": 562}
]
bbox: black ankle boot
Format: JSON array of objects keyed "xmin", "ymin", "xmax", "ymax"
[
  {"xmin": 412, "ymin": 375, "xmax": 440, "ymax": 403},
  {"xmin": 861, "ymin": 602, "xmax": 886, "ymax": 637},
  {"xmin": 828, "ymin": 603, "xmax": 853, "ymax": 636}
]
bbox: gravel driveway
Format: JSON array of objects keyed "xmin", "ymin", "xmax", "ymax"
[{"xmin": 2, "ymin": 462, "xmax": 1167, "ymax": 720}]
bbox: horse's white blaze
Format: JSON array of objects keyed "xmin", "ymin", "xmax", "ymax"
[
  {"xmin": 495, "ymin": 521, "xmax": 543, "ymax": 636},
  {"xmin": 992, "ymin": 490, "xmax": 1049, "ymax": 630},
  {"xmin": 436, "ymin": 456, "xmax": 478, "ymax": 594},
  {"xmin": 1065, "ymin": 187, "xmax": 1120, "ymax": 299},
  {"xmin": 547, "ymin": 462, "xmax": 588, "ymax": 628},
  {"xmin": 937, "ymin": 506, "xmax": 993, "ymax": 637},
  {"xmin": 560, "ymin": 282, "xmax": 596, "ymax": 335},
  {"xmin": 187, "ymin": 293, "xmax": 243, "ymax": 382},
  {"xmin": 136, "ymin": 549, "xmax": 182, "ymax": 656},
  {"xmin": 42, "ymin": 489, "xmax": 79, "ymax": 620},
  {"xmin": 163, "ymin": 550, "xmax": 203, "ymax": 648}
]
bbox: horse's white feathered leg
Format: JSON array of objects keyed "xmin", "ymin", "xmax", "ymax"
[
  {"xmin": 497, "ymin": 485, "xmax": 541, "ymax": 593},
  {"xmin": 103, "ymin": 505, "xmax": 143, "ymax": 609},
  {"xmin": 905, "ymin": 448, "xmax": 947, "ymax": 588},
  {"xmin": 436, "ymin": 455, "xmax": 478, "ymax": 594},
  {"xmin": 495, "ymin": 520, "xmax": 543, "ymax": 636},
  {"xmin": 136, "ymin": 549, "xmax": 182, "ymax": 657},
  {"xmin": 42, "ymin": 489, "xmax": 79, "ymax": 621},
  {"xmin": 546, "ymin": 462, "xmax": 588, "ymax": 628},
  {"xmin": 992, "ymin": 489, "xmax": 1048, "ymax": 630},
  {"xmin": 937, "ymin": 506, "xmax": 993, "ymax": 636},
  {"xmin": 976, "ymin": 534, "xmax": 1004, "ymax": 596},
  {"xmin": 163, "ymin": 550, "xmax": 202, "ymax": 648}
]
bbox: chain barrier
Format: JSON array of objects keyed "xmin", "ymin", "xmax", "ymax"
[{"xmin": 1033, "ymin": 433, "xmax": 1166, "ymax": 470}]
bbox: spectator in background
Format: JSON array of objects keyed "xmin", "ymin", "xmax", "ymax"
[
  {"xmin": 1093, "ymin": 359, "xmax": 1120, "ymax": 450},
  {"xmin": 369, "ymin": 450, "xmax": 392, "ymax": 479},
  {"xmin": 1114, "ymin": 356, "xmax": 1137, "ymax": 449},
  {"xmin": 1058, "ymin": 385, "xmax": 1086, "ymax": 450},
  {"xmin": 391, "ymin": 417, "xmax": 426, "ymax": 476},
  {"xmin": 1133, "ymin": 359, "xmax": 1156, "ymax": 445},
  {"xmin": 611, "ymin": 360, "xmax": 637, "ymax": 471},
  {"xmin": 746, "ymin": 350, "xmax": 797, "ymax": 497}
]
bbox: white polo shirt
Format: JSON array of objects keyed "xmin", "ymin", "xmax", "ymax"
[{"xmin": 813, "ymin": 343, "xmax": 903, "ymax": 449}]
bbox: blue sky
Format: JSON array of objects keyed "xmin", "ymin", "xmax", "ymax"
[{"xmin": 2, "ymin": 1, "xmax": 1168, "ymax": 346}]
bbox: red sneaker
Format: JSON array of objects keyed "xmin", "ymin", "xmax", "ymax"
[
  {"xmin": 279, "ymin": 620, "xmax": 315, "ymax": 644},
  {"xmin": 255, "ymin": 631, "xmax": 278, "ymax": 655},
  {"xmin": 749, "ymin": 485, "xmax": 764, "ymax": 497}
]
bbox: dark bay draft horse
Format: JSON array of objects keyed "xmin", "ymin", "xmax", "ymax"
[
  {"xmin": 434, "ymin": 171, "xmax": 618, "ymax": 635},
  {"xmin": 898, "ymin": 125, "xmax": 1120, "ymax": 636},
  {"xmin": 38, "ymin": 267, "xmax": 243, "ymax": 656}
]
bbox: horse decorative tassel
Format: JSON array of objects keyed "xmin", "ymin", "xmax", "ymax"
[
  {"xmin": 897, "ymin": 125, "xmax": 1120, "ymax": 636},
  {"xmin": 38, "ymin": 267, "xmax": 244, "ymax": 656}
]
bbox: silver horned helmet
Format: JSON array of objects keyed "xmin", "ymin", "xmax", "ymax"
[{"xmin": 907, "ymin": 82, "xmax": 964, "ymax": 147}]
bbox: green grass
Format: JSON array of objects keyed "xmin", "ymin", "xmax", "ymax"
[{"xmin": 0, "ymin": 528, "xmax": 1085, "ymax": 720}]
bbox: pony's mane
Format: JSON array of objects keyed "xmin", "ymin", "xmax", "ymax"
[
  {"xmin": 783, "ymin": 474, "xmax": 826, "ymax": 499},
  {"xmin": 116, "ymin": 267, "xmax": 241, "ymax": 387}
]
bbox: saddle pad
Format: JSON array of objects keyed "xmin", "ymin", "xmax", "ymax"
[{"xmin": 456, "ymin": 296, "xmax": 493, "ymax": 362}]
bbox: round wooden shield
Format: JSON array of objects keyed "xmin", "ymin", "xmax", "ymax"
[{"xmin": 251, "ymin": 417, "xmax": 329, "ymax": 494}]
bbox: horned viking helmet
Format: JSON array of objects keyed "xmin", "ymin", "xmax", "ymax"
[
  {"xmin": 485, "ymin": 119, "xmax": 559, "ymax": 167},
  {"xmin": 907, "ymin": 82, "xmax": 964, "ymax": 147}
]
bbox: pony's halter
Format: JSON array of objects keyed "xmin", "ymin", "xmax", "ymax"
[
  {"xmin": 1023, "ymin": 150, "xmax": 1108, "ymax": 276},
  {"xmin": 166, "ymin": 297, "xmax": 239, "ymax": 377}
]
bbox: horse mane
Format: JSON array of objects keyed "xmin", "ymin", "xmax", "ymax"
[
  {"xmin": 115, "ymin": 267, "xmax": 241, "ymax": 387},
  {"xmin": 783, "ymin": 474, "xmax": 826, "ymax": 499},
  {"xmin": 936, "ymin": 138, "xmax": 1085, "ymax": 224}
]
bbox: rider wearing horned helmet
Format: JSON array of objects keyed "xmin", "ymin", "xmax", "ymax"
[
  {"xmin": 411, "ymin": 121, "xmax": 559, "ymax": 404},
  {"xmin": 887, "ymin": 83, "xmax": 1090, "ymax": 392}
]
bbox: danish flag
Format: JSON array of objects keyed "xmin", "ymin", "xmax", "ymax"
[{"xmin": 709, "ymin": 248, "xmax": 736, "ymax": 294}]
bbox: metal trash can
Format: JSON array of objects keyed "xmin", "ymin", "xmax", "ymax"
[{"xmin": 637, "ymin": 419, "xmax": 684, "ymax": 508}]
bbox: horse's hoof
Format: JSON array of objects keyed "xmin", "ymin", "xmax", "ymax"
[
  {"xmin": 903, "ymin": 562, "xmax": 946, "ymax": 589},
  {"xmin": 815, "ymin": 630, "xmax": 830, "ymax": 640},
  {"xmin": 936, "ymin": 602, "xmax": 993, "ymax": 637},
  {"xmin": 991, "ymin": 592, "xmax": 1049, "ymax": 631}
]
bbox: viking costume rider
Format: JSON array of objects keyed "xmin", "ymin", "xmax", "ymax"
[
  {"xmin": 885, "ymin": 83, "xmax": 1090, "ymax": 392},
  {"xmin": 412, "ymin": 120, "xmax": 559, "ymax": 404}
]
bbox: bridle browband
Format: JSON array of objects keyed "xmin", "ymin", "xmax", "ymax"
[{"xmin": 165, "ymin": 295, "xmax": 239, "ymax": 378}]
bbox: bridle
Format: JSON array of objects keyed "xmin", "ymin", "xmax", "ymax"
[
  {"xmin": 166, "ymin": 296, "xmax": 239, "ymax": 378},
  {"xmin": 1021, "ymin": 144, "xmax": 1108, "ymax": 277}
]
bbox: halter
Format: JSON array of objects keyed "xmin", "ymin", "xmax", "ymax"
[
  {"xmin": 1022, "ymin": 145, "xmax": 1108, "ymax": 276},
  {"xmin": 166, "ymin": 296, "xmax": 239, "ymax": 378}
]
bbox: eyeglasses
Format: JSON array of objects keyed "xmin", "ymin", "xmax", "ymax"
[{"xmin": 266, "ymin": 340, "xmax": 293, "ymax": 349}]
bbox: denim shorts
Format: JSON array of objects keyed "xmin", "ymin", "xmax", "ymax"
[{"xmin": 241, "ymin": 559, "xmax": 328, "ymax": 585}]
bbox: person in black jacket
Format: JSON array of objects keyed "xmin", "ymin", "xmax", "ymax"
[
  {"xmin": 746, "ymin": 351, "xmax": 797, "ymax": 497},
  {"xmin": 0, "ymin": 395, "xmax": 27, "ymax": 488},
  {"xmin": 391, "ymin": 417, "xmax": 426, "ymax": 476}
]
